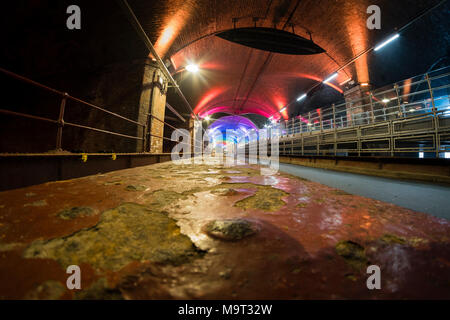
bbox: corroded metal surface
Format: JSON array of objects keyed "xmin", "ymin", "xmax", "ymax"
[{"xmin": 0, "ymin": 162, "xmax": 449, "ymax": 299}]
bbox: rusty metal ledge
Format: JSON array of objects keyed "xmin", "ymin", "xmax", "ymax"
[
  {"xmin": 0, "ymin": 153, "xmax": 172, "ymax": 191},
  {"xmin": 278, "ymin": 155, "xmax": 450, "ymax": 185},
  {"xmin": 2, "ymin": 153, "xmax": 449, "ymax": 192}
]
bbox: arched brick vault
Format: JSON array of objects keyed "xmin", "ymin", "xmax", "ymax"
[
  {"xmin": 132, "ymin": 1, "xmax": 448, "ymax": 124},
  {"xmin": 0, "ymin": 0, "xmax": 447, "ymax": 153}
]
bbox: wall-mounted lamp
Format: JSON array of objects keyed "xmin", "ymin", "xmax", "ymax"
[{"xmin": 323, "ymin": 73, "xmax": 338, "ymax": 83}]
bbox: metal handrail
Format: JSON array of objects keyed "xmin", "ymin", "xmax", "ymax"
[
  {"xmin": 67, "ymin": 95, "xmax": 145, "ymax": 127},
  {"xmin": 0, "ymin": 108, "xmax": 58, "ymax": 125},
  {"xmin": 116, "ymin": 0, "xmax": 199, "ymax": 123},
  {"xmin": 282, "ymin": 67, "xmax": 449, "ymax": 136},
  {"xmin": 0, "ymin": 66, "xmax": 187, "ymax": 152}
]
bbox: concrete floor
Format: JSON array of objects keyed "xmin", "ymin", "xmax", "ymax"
[
  {"xmin": 0, "ymin": 161, "xmax": 449, "ymax": 299},
  {"xmin": 279, "ymin": 163, "xmax": 450, "ymax": 220}
]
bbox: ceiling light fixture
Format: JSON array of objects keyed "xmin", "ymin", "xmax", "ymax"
[
  {"xmin": 339, "ymin": 78, "xmax": 353, "ymax": 86},
  {"xmin": 186, "ymin": 64, "xmax": 199, "ymax": 73},
  {"xmin": 297, "ymin": 94, "xmax": 307, "ymax": 102},
  {"xmin": 374, "ymin": 34, "xmax": 399, "ymax": 51}
]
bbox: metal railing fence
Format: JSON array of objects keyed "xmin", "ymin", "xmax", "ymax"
[{"xmin": 0, "ymin": 67, "xmax": 190, "ymax": 153}]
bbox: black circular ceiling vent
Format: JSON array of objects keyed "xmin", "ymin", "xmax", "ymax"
[{"xmin": 216, "ymin": 27, "xmax": 325, "ymax": 55}]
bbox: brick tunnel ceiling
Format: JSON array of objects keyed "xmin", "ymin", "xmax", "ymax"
[{"xmin": 128, "ymin": 0, "xmax": 449, "ymax": 124}]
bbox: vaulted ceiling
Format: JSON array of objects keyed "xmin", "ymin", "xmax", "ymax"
[{"xmin": 119, "ymin": 0, "xmax": 449, "ymax": 122}]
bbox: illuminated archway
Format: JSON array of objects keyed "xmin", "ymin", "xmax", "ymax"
[{"xmin": 206, "ymin": 115, "xmax": 258, "ymax": 146}]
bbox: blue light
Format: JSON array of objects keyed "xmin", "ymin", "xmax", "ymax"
[{"xmin": 374, "ymin": 34, "xmax": 399, "ymax": 51}]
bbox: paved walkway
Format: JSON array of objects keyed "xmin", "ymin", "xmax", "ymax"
[{"xmin": 279, "ymin": 163, "xmax": 450, "ymax": 220}]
